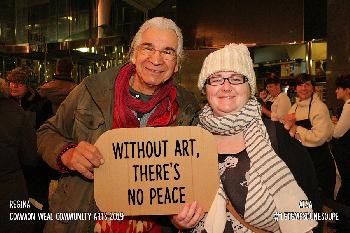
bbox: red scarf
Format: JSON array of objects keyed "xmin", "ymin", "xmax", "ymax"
[
  {"xmin": 112, "ymin": 63, "xmax": 178, "ymax": 129},
  {"xmin": 100, "ymin": 63, "xmax": 178, "ymax": 233}
]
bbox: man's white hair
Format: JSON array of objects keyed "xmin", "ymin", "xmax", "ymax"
[{"xmin": 129, "ymin": 17, "xmax": 183, "ymax": 65}]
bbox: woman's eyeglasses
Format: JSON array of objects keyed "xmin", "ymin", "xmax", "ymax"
[{"xmin": 205, "ymin": 75, "xmax": 248, "ymax": 86}]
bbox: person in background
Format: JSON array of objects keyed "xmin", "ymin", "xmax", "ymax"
[
  {"xmin": 8, "ymin": 66, "xmax": 53, "ymax": 129},
  {"xmin": 191, "ymin": 43, "xmax": 317, "ymax": 232},
  {"xmin": 0, "ymin": 75, "xmax": 10, "ymax": 96},
  {"xmin": 0, "ymin": 78, "xmax": 38, "ymax": 233},
  {"xmin": 37, "ymin": 17, "xmax": 202, "ymax": 233},
  {"xmin": 284, "ymin": 73, "xmax": 336, "ymax": 201},
  {"xmin": 331, "ymin": 74, "xmax": 350, "ymax": 232},
  {"xmin": 7, "ymin": 66, "xmax": 56, "ymax": 232},
  {"xmin": 39, "ymin": 58, "xmax": 77, "ymax": 113},
  {"xmin": 258, "ymin": 89, "xmax": 273, "ymax": 112},
  {"xmin": 261, "ymin": 76, "xmax": 291, "ymax": 121},
  {"xmin": 258, "ymin": 72, "xmax": 277, "ymax": 113}
]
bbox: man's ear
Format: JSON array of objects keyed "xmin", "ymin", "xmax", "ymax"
[{"xmin": 174, "ymin": 63, "xmax": 179, "ymax": 73}]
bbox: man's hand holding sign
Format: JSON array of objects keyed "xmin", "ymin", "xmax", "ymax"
[{"xmin": 94, "ymin": 126, "xmax": 219, "ymax": 228}]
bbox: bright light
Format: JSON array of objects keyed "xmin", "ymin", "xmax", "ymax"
[
  {"xmin": 61, "ymin": 16, "xmax": 73, "ymax": 21},
  {"xmin": 76, "ymin": 47, "xmax": 89, "ymax": 53},
  {"xmin": 74, "ymin": 47, "xmax": 95, "ymax": 53},
  {"xmin": 244, "ymin": 43, "xmax": 257, "ymax": 47}
]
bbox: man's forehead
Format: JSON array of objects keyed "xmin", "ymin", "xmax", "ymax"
[{"xmin": 140, "ymin": 27, "xmax": 178, "ymax": 48}]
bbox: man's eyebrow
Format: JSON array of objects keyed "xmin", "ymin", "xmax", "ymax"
[
  {"xmin": 163, "ymin": 47, "xmax": 176, "ymax": 52},
  {"xmin": 140, "ymin": 42, "xmax": 152, "ymax": 46},
  {"xmin": 140, "ymin": 42, "xmax": 176, "ymax": 51}
]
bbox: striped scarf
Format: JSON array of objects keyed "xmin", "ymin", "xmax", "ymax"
[{"xmin": 199, "ymin": 97, "xmax": 317, "ymax": 233}]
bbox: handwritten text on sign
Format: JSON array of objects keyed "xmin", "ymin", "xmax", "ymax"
[{"xmin": 94, "ymin": 126, "xmax": 219, "ymax": 216}]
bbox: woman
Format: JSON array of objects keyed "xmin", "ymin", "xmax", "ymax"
[
  {"xmin": 284, "ymin": 74, "xmax": 336, "ymax": 200},
  {"xmin": 0, "ymin": 80, "xmax": 38, "ymax": 233},
  {"xmin": 8, "ymin": 66, "xmax": 57, "ymax": 232},
  {"xmin": 8, "ymin": 66, "xmax": 53, "ymax": 129},
  {"xmin": 331, "ymin": 75, "xmax": 350, "ymax": 230},
  {"xmin": 191, "ymin": 44, "xmax": 317, "ymax": 232}
]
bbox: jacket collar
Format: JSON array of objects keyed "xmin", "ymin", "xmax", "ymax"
[{"xmin": 84, "ymin": 65, "xmax": 124, "ymax": 129}]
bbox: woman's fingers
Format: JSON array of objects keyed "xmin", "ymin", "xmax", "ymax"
[{"xmin": 170, "ymin": 201, "xmax": 204, "ymax": 229}]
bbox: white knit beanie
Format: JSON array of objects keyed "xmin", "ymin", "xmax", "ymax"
[{"xmin": 198, "ymin": 43, "xmax": 256, "ymax": 95}]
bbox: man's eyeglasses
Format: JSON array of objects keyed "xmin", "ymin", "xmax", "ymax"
[
  {"xmin": 137, "ymin": 44, "xmax": 177, "ymax": 61},
  {"xmin": 205, "ymin": 74, "xmax": 248, "ymax": 86}
]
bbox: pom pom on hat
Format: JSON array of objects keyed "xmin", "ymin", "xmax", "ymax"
[{"xmin": 197, "ymin": 43, "xmax": 256, "ymax": 95}]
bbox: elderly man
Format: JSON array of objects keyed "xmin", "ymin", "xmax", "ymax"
[{"xmin": 37, "ymin": 17, "xmax": 201, "ymax": 232}]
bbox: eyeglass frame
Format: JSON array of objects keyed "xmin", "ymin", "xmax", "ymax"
[
  {"xmin": 136, "ymin": 43, "xmax": 177, "ymax": 61},
  {"xmin": 205, "ymin": 74, "xmax": 248, "ymax": 86}
]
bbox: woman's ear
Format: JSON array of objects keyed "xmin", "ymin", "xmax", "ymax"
[
  {"xmin": 202, "ymin": 86, "xmax": 207, "ymax": 95},
  {"xmin": 346, "ymin": 87, "xmax": 350, "ymax": 96}
]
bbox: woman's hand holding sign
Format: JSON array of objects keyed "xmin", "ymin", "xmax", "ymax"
[
  {"xmin": 170, "ymin": 201, "xmax": 205, "ymax": 229},
  {"xmin": 61, "ymin": 141, "xmax": 105, "ymax": 179}
]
